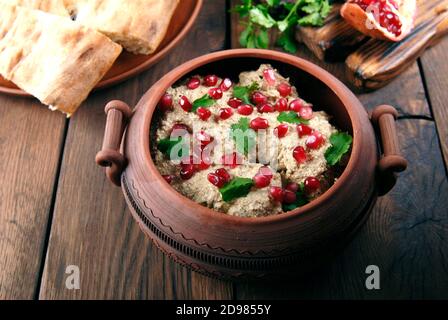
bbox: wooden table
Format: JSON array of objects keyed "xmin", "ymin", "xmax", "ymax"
[{"xmin": 1, "ymin": 0, "xmax": 447, "ymax": 300}]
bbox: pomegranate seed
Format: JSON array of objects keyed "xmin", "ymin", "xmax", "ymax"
[
  {"xmin": 253, "ymin": 174, "xmax": 271, "ymax": 189},
  {"xmin": 274, "ymin": 124, "xmax": 289, "ymax": 138},
  {"xmin": 162, "ymin": 175, "xmax": 175, "ymax": 184},
  {"xmin": 283, "ymin": 190, "xmax": 297, "ymax": 204},
  {"xmin": 258, "ymin": 166, "xmax": 273, "ymax": 179},
  {"xmin": 289, "ymin": 99, "xmax": 303, "ymax": 112},
  {"xmin": 195, "ymin": 155, "xmax": 211, "ymax": 171},
  {"xmin": 251, "ymin": 91, "xmax": 268, "ymax": 105},
  {"xmin": 221, "ymin": 152, "xmax": 241, "ymax": 168},
  {"xmin": 196, "ymin": 131, "xmax": 213, "ymax": 147},
  {"xmin": 274, "ymin": 98, "xmax": 288, "ymax": 112},
  {"xmin": 203, "ymin": 75, "xmax": 218, "ymax": 87},
  {"xmin": 304, "ymin": 177, "xmax": 321, "ymax": 194},
  {"xmin": 285, "ymin": 182, "xmax": 299, "ymax": 193},
  {"xmin": 228, "ymin": 97, "xmax": 243, "ymax": 108},
  {"xmin": 207, "ymin": 173, "xmax": 226, "ymax": 188},
  {"xmin": 293, "ymin": 146, "xmax": 307, "ymax": 164},
  {"xmin": 219, "ymin": 78, "xmax": 233, "ymax": 91},
  {"xmin": 179, "ymin": 95, "xmax": 192, "ymax": 112},
  {"xmin": 196, "ymin": 107, "xmax": 211, "ymax": 121},
  {"xmin": 297, "ymin": 124, "xmax": 313, "ymax": 137},
  {"xmin": 306, "ymin": 131, "xmax": 325, "ymax": 149},
  {"xmin": 250, "ymin": 117, "xmax": 269, "ymax": 131},
  {"xmin": 209, "ymin": 87, "xmax": 223, "ymax": 100},
  {"xmin": 215, "ymin": 168, "xmax": 231, "ymax": 183},
  {"xmin": 219, "ymin": 108, "xmax": 233, "ymax": 120},
  {"xmin": 159, "ymin": 93, "xmax": 173, "ymax": 110},
  {"xmin": 186, "ymin": 77, "xmax": 200, "ymax": 90},
  {"xmin": 263, "ymin": 68, "xmax": 276, "ymax": 86},
  {"xmin": 170, "ymin": 123, "xmax": 191, "ymax": 136},
  {"xmin": 258, "ymin": 104, "xmax": 275, "ymax": 113},
  {"xmin": 269, "ymin": 186, "xmax": 284, "ymax": 202},
  {"xmin": 237, "ymin": 104, "xmax": 253, "ymax": 115},
  {"xmin": 180, "ymin": 164, "xmax": 195, "ymax": 180},
  {"xmin": 277, "ymin": 83, "xmax": 292, "ymax": 97},
  {"xmin": 299, "ymin": 106, "xmax": 314, "ymax": 120}
]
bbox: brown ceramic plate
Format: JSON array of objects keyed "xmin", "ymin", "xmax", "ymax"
[{"xmin": 0, "ymin": 0, "xmax": 203, "ymax": 97}]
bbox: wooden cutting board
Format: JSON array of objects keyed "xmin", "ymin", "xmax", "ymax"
[{"xmin": 296, "ymin": 0, "xmax": 448, "ymax": 91}]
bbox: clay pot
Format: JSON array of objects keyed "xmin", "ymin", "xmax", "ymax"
[{"xmin": 96, "ymin": 49, "xmax": 407, "ymax": 279}]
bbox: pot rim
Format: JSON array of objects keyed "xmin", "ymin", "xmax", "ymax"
[{"xmin": 139, "ymin": 49, "xmax": 367, "ymax": 225}]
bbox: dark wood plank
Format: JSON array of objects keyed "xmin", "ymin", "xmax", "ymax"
[
  {"xmin": 236, "ymin": 119, "xmax": 448, "ymax": 299},
  {"xmin": 419, "ymin": 36, "xmax": 448, "ymax": 168},
  {"xmin": 0, "ymin": 97, "xmax": 66, "ymax": 299},
  {"xmin": 39, "ymin": 0, "xmax": 233, "ymax": 300}
]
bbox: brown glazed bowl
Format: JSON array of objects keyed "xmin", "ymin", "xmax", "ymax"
[{"xmin": 96, "ymin": 49, "xmax": 407, "ymax": 279}]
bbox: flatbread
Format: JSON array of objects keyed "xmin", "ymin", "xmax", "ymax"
[
  {"xmin": 2, "ymin": 0, "xmax": 180, "ymax": 54},
  {"xmin": 0, "ymin": 3, "xmax": 122, "ymax": 115}
]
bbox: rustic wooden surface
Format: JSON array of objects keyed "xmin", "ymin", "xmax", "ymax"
[{"xmin": 0, "ymin": 0, "xmax": 447, "ymax": 299}]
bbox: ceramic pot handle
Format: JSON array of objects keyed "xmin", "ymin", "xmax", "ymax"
[
  {"xmin": 95, "ymin": 100, "xmax": 132, "ymax": 187},
  {"xmin": 371, "ymin": 105, "xmax": 407, "ymax": 196}
]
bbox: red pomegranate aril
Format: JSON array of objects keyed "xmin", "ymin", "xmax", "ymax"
[
  {"xmin": 285, "ymin": 182, "xmax": 299, "ymax": 193},
  {"xmin": 306, "ymin": 131, "xmax": 325, "ymax": 149},
  {"xmin": 293, "ymin": 146, "xmax": 307, "ymax": 164},
  {"xmin": 203, "ymin": 75, "xmax": 218, "ymax": 87},
  {"xmin": 299, "ymin": 106, "xmax": 314, "ymax": 120},
  {"xmin": 283, "ymin": 190, "xmax": 297, "ymax": 204},
  {"xmin": 196, "ymin": 107, "xmax": 211, "ymax": 121},
  {"xmin": 209, "ymin": 87, "xmax": 223, "ymax": 100},
  {"xmin": 274, "ymin": 124, "xmax": 289, "ymax": 138},
  {"xmin": 269, "ymin": 187, "xmax": 284, "ymax": 202},
  {"xmin": 253, "ymin": 174, "xmax": 271, "ymax": 189},
  {"xmin": 159, "ymin": 93, "xmax": 173, "ymax": 110},
  {"xmin": 274, "ymin": 98, "xmax": 288, "ymax": 112},
  {"xmin": 228, "ymin": 97, "xmax": 243, "ymax": 108},
  {"xmin": 186, "ymin": 77, "xmax": 200, "ymax": 90},
  {"xmin": 162, "ymin": 175, "xmax": 175, "ymax": 184},
  {"xmin": 208, "ymin": 173, "xmax": 226, "ymax": 188},
  {"xmin": 258, "ymin": 104, "xmax": 275, "ymax": 113},
  {"xmin": 237, "ymin": 104, "xmax": 254, "ymax": 115},
  {"xmin": 179, "ymin": 95, "xmax": 192, "ymax": 112},
  {"xmin": 297, "ymin": 124, "xmax": 313, "ymax": 137},
  {"xmin": 250, "ymin": 117, "xmax": 269, "ymax": 131},
  {"xmin": 215, "ymin": 168, "xmax": 231, "ymax": 183},
  {"xmin": 251, "ymin": 91, "xmax": 268, "ymax": 105},
  {"xmin": 289, "ymin": 99, "xmax": 303, "ymax": 112},
  {"xmin": 219, "ymin": 78, "xmax": 233, "ymax": 91},
  {"xmin": 222, "ymin": 152, "xmax": 240, "ymax": 168},
  {"xmin": 258, "ymin": 166, "xmax": 273, "ymax": 179},
  {"xmin": 196, "ymin": 131, "xmax": 213, "ymax": 147},
  {"xmin": 219, "ymin": 107, "xmax": 233, "ymax": 120},
  {"xmin": 277, "ymin": 83, "xmax": 292, "ymax": 97},
  {"xmin": 304, "ymin": 177, "xmax": 321, "ymax": 194},
  {"xmin": 196, "ymin": 155, "xmax": 211, "ymax": 171},
  {"xmin": 263, "ymin": 68, "xmax": 276, "ymax": 86},
  {"xmin": 180, "ymin": 164, "xmax": 195, "ymax": 180}
]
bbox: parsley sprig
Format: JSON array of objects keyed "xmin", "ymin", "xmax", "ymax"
[{"xmin": 233, "ymin": 0, "xmax": 332, "ymax": 53}]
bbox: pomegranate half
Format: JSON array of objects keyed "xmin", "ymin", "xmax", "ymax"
[{"xmin": 341, "ymin": 0, "xmax": 417, "ymax": 42}]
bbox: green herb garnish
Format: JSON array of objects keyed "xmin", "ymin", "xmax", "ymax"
[
  {"xmin": 233, "ymin": 82, "xmax": 259, "ymax": 105},
  {"xmin": 192, "ymin": 94, "xmax": 215, "ymax": 112},
  {"xmin": 277, "ymin": 111, "xmax": 309, "ymax": 124},
  {"xmin": 233, "ymin": 0, "xmax": 332, "ymax": 53},
  {"xmin": 230, "ymin": 117, "xmax": 257, "ymax": 155},
  {"xmin": 324, "ymin": 132, "xmax": 353, "ymax": 166},
  {"xmin": 219, "ymin": 177, "xmax": 254, "ymax": 202},
  {"xmin": 157, "ymin": 136, "xmax": 189, "ymax": 160}
]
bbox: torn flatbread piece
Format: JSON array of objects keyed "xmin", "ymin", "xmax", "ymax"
[{"xmin": 0, "ymin": 3, "xmax": 122, "ymax": 116}]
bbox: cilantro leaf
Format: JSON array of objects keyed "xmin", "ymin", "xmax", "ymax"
[
  {"xmin": 233, "ymin": 82, "xmax": 259, "ymax": 105},
  {"xmin": 277, "ymin": 111, "xmax": 309, "ymax": 124},
  {"xmin": 325, "ymin": 132, "xmax": 353, "ymax": 166},
  {"xmin": 192, "ymin": 94, "xmax": 214, "ymax": 112},
  {"xmin": 249, "ymin": 7, "xmax": 276, "ymax": 28},
  {"xmin": 219, "ymin": 177, "xmax": 254, "ymax": 202},
  {"xmin": 157, "ymin": 137, "xmax": 189, "ymax": 160},
  {"xmin": 230, "ymin": 117, "xmax": 257, "ymax": 155}
]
